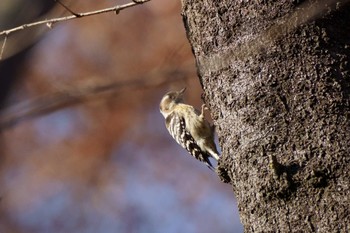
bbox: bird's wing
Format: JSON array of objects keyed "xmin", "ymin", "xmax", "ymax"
[{"xmin": 166, "ymin": 112, "xmax": 215, "ymax": 171}]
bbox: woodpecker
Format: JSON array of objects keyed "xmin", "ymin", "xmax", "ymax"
[{"xmin": 159, "ymin": 88, "xmax": 220, "ymax": 171}]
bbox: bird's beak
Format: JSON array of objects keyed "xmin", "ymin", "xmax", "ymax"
[{"xmin": 178, "ymin": 87, "xmax": 186, "ymax": 96}]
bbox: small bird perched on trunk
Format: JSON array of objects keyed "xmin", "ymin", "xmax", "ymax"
[{"xmin": 159, "ymin": 88, "xmax": 220, "ymax": 171}]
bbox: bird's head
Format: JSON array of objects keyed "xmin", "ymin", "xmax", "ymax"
[{"xmin": 159, "ymin": 88, "xmax": 186, "ymax": 118}]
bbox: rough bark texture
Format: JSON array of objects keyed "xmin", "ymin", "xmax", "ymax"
[{"xmin": 182, "ymin": 0, "xmax": 350, "ymax": 232}]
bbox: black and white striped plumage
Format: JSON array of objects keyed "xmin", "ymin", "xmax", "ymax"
[{"xmin": 159, "ymin": 88, "xmax": 220, "ymax": 171}]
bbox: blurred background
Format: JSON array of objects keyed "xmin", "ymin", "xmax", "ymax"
[{"xmin": 0, "ymin": 0, "xmax": 243, "ymax": 232}]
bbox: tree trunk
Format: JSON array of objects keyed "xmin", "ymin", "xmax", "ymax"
[{"xmin": 181, "ymin": 0, "xmax": 350, "ymax": 232}]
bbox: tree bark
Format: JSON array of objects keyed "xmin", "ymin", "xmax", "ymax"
[{"xmin": 182, "ymin": 0, "xmax": 350, "ymax": 232}]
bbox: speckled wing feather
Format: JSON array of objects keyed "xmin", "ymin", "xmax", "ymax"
[{"xmin": 165, "ymin": 112, "xmax": 214, "ymax": 170}]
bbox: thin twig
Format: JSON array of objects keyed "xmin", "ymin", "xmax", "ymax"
[
  {"xmin": 0, "ymin": 35, "xmax": 7, "ymax": 60},
  {"xmin": 0, "ymin": 0, "xmax": 150, "ymax": 37},
  {"xmin": 55, "ymin": 0, "xmax": 81, "ymax": 17}
]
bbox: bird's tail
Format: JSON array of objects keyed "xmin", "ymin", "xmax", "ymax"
[{"xmin": 204, "ymin": 153, "xmax": 216, "ymax": 172}]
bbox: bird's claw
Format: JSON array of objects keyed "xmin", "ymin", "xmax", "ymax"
[{"xmin": 200, "ymin": 104, "xmax": 208, "ymax": 118}]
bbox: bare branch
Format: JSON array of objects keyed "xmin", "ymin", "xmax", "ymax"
[
  {"xmin": 0, "ymin": 65, "xmax": 195, "ymax": 130},
  {"xmin": 0, "ymin": 0, "xmax": 151, "ymax": 37}
]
